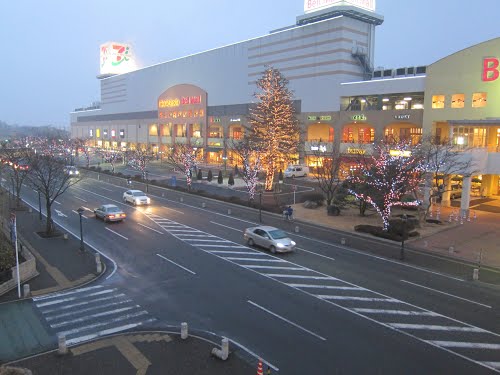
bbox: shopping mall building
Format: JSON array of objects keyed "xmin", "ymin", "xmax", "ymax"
[{"xmin": 71, "ymin": 0, "xmax": 500, "ymax": 211}]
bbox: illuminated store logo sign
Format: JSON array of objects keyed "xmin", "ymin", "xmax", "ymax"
[
  {"xmin": 304, "ymin": 0, "xmax": 375, "ymax": 13},
  {"xmin": 159, "ymin": 109, "xmax": 205, "ymax": 120},
  {"xmin": 311, "ymin": 145, "xmax": 327, "ymax": 152},
  {"xmin": 347, "ymin": 148, "xmax": 366, "ymax": 155},
  {"xmin": 394, "ymin": 114, "xmax": 411, "ymax": 120},
  {"xmin": 482, "ymin": 57, "xmax": 499, "ymax": 82},
  {"xmin": 210, "ymin": 117, "xmax": 221, "ymax": 123},
  {"xmin": 390, "ymin": 150, "xmax": 411, "ymax": 157},
  {"xmin": 100, "ymin": 42, "xmax": 136, "ymax": 75},
  {"xmin": 308, "ymin": 115, "xmax": 332, "ymax": 121},
  {"xmin": 159, "ymin": 96, "xmax": 202, "ymax": 108},
  {"xmin": 351, "ymin": 114, "xmax": 366, "ymax": 121},
  {"xmin": 230, "ymin": 118, "xmax": 241, "ymax": 122}
]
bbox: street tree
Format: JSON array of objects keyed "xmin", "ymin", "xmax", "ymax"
[
  {"xmin": 229, "ymin": 139, "xmax": 261, "ymax": 201},
  {"xmin": 346, "ymin": 139, "xmax": 425, "ymax": 231},
  {"xmin": 26, "ymin": 154, "xmax": 81, "ymax": 235},
  {"xmin": 248, "ymin": 67, "xmax": 300, "ymax": 191},
  {"xmin": 127, "ymin": 149, "xmax": 151, "ymax": 180},
  {"xmin": 98, "ymin": 149, "xmax": 122, "ymax": 173},
  {"xmin": 165, "ymin": 144, "xmax": 199, "ymax": 190},
  {"xmin": 0, "ymin": 148, "xmax": 31, "ymax": 207},
  {"xmin": 310, "ymin": 143, "xmax": 344, "ymax": 206}
]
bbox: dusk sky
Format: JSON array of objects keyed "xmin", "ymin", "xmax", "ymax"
[{"xmin": 1, "ymin": 0, "xmax": 498, "ymax": 128}]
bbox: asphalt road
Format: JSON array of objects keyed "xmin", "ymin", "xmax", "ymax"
[{"xmin": 15, "ymin": 172, "xmax": 500, "ymax": 374}]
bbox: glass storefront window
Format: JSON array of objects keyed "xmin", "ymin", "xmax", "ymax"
[
  {"xmin": 209, "ymin": 126, "xmax": 222, "ymax": 138},
  {"xmin": 161, "ymin": 124, "xmax": 171, "ymax": 136},
  {"xmin": 149, "ymin": 124, "xmax": 158, "ymax": 136},
  {"xmin": 453, "ymin": 126, "xmax": 487, "ymax": 148},
  {"xmin": 232, "ymin": 127, "xmax": 243, "ymax": 140},
  {"xmin": 343, "ymin": 127, "xmax": 354, "ymax": 142},
  {"xmin": 191, "ymin": 123, "xmax": 202, "ymax": 138},
  {"xmin": 432, "ymin": 95, "xmax": 445, "ymax": 109},
  {"xmin": 96, "ymin": 129, "xmax": 100, "ymax": 138},
  {"xmin": 451, "ymin": 94, "xmax": 465, "ymax": 108},
  {"xmin": 472, "ymin": 92, "xmax": 487, "ymax": 108},
  {"xmin": 175, "ymin": 124, "xmax": 186, "ymax": 137}
]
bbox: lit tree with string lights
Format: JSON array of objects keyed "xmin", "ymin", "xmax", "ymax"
[
  {"xmin": 229, "ymin": 139, "xmax": 262, "ymax": 201},
  {"xmin": 248, "ymin": 67, "xmax": 300, "ymax": 191},
  {"xmin": 165, "ymin": 143, "xmax": 199, "ymax": 190},
  {"xmin": 127, "ymin": 149, "xmax": 151, "ymax": 179},
  {"xmin": 97, "ymin": 149, "xmax": 122, "ymax": 173},
  {"xmin": 346, "ymin": 139, "xmax": 425, "ymax": 231},
  {"xmin": 0, "ymin": 147, "xmax": 31, "ymax": 207}
]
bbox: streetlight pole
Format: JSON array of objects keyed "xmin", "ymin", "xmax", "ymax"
[
  {"xmin": 259, "ymin": 191, "xmax": 263, "ymax": 223},
  {"xmin": 77, "ymin": 207, "xmax": 85, "ymax": 252},
  {"xmin": 400, "ymin": 214, "xmax": 407, "ymax": 260},
  {"xmin": 38, "ymin": 190, "xmax": 42, "ymax": 221},
  {"xmin": 145, "ymin": 170, "xmax": 149, "ymax": 192}
]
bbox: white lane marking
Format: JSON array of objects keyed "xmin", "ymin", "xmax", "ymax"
[
  {"xmin": 59, "ymin": 311, "xmax": 149, "ymax": 337},
  {"xmin": 105, "ymin": 228, "xmax": 129, "ymax": 240},
  {"xmin": 208, "ymin": 250, "xmax": 265, "ymax": 255},
  {"xmin": 176, "ymin": 234, "xmax": 217, "ymax": 237},
  {"xmin": 197, "ymin": 244, "xmax": 246, "ymax": 248},
  {"xmin": 428, "ymin": 341, "xmax": 500, "ymax": 350},
  {"xmin": 162, "ymin": 206, "xmax": 184, "ymax": 214},
  {"xmin": 137, "ymin": 222, "xmax": 164, "ymax": 234},
  {"xmin": 297, "ymin": 247, "xmax": 335, "ymax": 261},
  {"xmin": 353, "ymin": 309, "xmax": 439, "ymax": 316},
  {"xmin": 183, "ymin": 239, "xmax": 230, "ymax": 243},
  {"xmin": 46, "ymin": 299, "xmax": 132, "ymax": 321},
  {"xmin": 289, "ymin": 284, "xmax": 362, "ymax": 290},
  {"xmin": 156, "ymin": 254, "xmax": 196, "ymax": 275},
  {"xmin": 226, "ymin": 338, "xmax": 279, "ymax": 372},
  {"xmin": 51, "ymin": 306, "xmax": 138, "ymax": 328},
  {"xmin": 54, "ymin": 200, "xmax": 61, "ymax": 205},
  {"xmin": 244, "ymin": 265, "xmax": 305, "ymax": 270},
  {"xmin": 481, "ymin": 362, "xmax": 500, "ymax": 369},
  {"xmin": 225, "ymin": 258, "xmax": 286, "ymax": 262},
  {"xmin": 210, "ymin": 221, "xmax": 241, "ymax": 231},
  {"xmin": 265, "ymin": 274, "xmax": 335, "ymax": 280},
  {"xmin": 75, "ymin": 196, "xmax": 87, "ymax": 202},
  {"xmin": 247, "ymin": 300, "xmax": 326, "ymax": 341},
  {"xmin": 388, "ymin": 324, "xmax": 485, "ymax": 332},
  {"xmin": 99, "ymin": 187, "xmax": 113, "ymax": 192},
  {"xmin": 319, "ymin": 296, "xmax": 398, "ymax": 302},
  {"xmin": 55, "ymin": 209, "xmax": 67, "ymax": 217},
  {"xmin": 33, "ymin": 285, "xmax": 103, "ymax": 301},
  {"xmin": 400, "ymin": 280, "xmax": 492, "ymax": 308},
  {"xmin": 65, "ymin": 319, "xmax": 156, "ymax": 346},
  {"xmin": 72, "ymin": 210, "xmax": 88, "ymax": 219},
  {"xmin": 82, "ymin": 206, "xmax": 92, "ymax": 211},
  {"xmin": 36, "ymin": 289, "xmax": 116, "ymax": 307}
]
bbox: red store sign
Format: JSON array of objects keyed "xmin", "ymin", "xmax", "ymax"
[{"xmin": 482, "ymin": 57, "xmax": 499, "ymax": 81}]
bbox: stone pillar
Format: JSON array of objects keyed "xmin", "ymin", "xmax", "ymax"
[
  {"xmin": 460, "ymin": 176, "xmax": 472, "ymax": 217},
  {"xmin": 441, "ymin": 177, "xmax": 452, "ymax": 207}
]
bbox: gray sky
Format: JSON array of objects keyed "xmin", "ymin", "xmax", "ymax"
[{"xmin": 1, "ymin": 0, "xmax": 498, "ymax": 128}]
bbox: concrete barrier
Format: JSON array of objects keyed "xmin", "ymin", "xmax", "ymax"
[
  {"xmin": 473, "ymin": 268, "xmax": 479, "ymax": 281},
  {"xmin": 58, "ymin": 334, "xmax": 68, "ymax": 355},
  {"xmin": 211, "ymin": 337, "xmax": 229, "ymax": 360},
  {"xmin": 181, "ymin": 322, "xmax": 188, "ymax": 339}
]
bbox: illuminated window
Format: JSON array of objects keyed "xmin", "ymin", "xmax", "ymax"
[
  {"xmin": 120, "ymin": 129, "xmax": 125, "ymax": 138},
  {"xmin": 432, "ymin": 95, "xmax": 445, "ymax": 109},
  {"xmin": 232, "ymin": 127, "xmax": 243, "ymax": 140},
  {"xmin": 161, "ymin": 124, "xmax": 171, "ymax": 136},
  {"xmin": 111, "ymin": 129, "xmax": 116, "ymax": 138},
  {"xmin": 191, "ymin": 123, "xmax": 202, "ymax": 138},
  {"xmin": 175, "ymin": 124, "xmax": 186, "ymax": 137},
  {"xmin": 96, "ymin": 129, "xmax": 100, "ymax": 138},
  {"xmin": 451, "ymin": 94, "xmax": 465, "ymax": 108},
  {"xmin": 103, "ymin": 129, "xmax": 108, "ymax": 137},
  {"xmin": 472, "ymin": 92, "xmax": 487, "ymax": 108},
  {"xmin": 89, "ymin": 129, "xmax": 94, "ymax": 137},
  {"xmin": 149, "ymin": 124, "xmax": 158, "ymax": 136},
  {"xmin": 342, "ymin": 127, "xmax": 354, "ymax": 142},
  {"xmin": 209, "ymin": 126, "xmax": 222, "ymax": 138},
  {"xmin": 329, "ymin": 128, "xmax": 334, "ymax": 142}
]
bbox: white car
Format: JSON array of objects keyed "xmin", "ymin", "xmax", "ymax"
[
  {"xmin": 123, "ymin": 190, "xmax": 151, "ymax": 205},
  {"xmin": 244, "ymin": 226, "xmax": 296, "ymax": 253}
]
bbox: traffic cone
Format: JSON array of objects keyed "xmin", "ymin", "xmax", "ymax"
[{"xmin": 257, "ymin": 359, "xmax": 264, "ymax": 375}]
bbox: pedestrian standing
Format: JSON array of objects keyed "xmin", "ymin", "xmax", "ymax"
[{"xmin": 266, "ymin": 366, "xmax": 271, "ymax": 374}]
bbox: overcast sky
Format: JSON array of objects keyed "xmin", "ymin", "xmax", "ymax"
[{"xmin": 1, "ymin": 0, "xmax": 498, "ymax": 128}]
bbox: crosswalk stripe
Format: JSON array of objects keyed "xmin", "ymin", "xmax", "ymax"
[
  {"xmin": 36, "ymin": 289, "xmax": 116, "ymax": 307},
  {"xmin": 184, "ymin": 239, "xmax": 230, "ymax": 243},
  {"xmin": 427, "ymin": 341, "xmax": 500, "ymax": 349},
  {"xmin": 265, "ymin": 274, "xmax": 335, "ymax": 280},
  {"xmin": 198, "ymin": 244, "xmax": 246, "ymax": 248},
  {"xmin": 41, "ymin": 294, "xmax": 127, "ymax": 315},
  {"xmin": 244, "ymin": 265, "xmax": 305, "ymax": 270},
  {"xmin": 389, "ymin": 324, "xmax": 485, "ymax": 332},
  {"xmin": 289, "ymin": 284, "xmax": 358, "ymax": 290},
  {"xmin": 46, "ymin": 299, "xmax": 133, "ymax": 321},
  {"xmin": 225, "ymin": 258, "xmax": 286, "ymax": 262},
  {"xmin": 319, "ymin": 296, "xmax": 398, "ymax": 302},
  {"xmin": 208, "ymin": 250, "xmax": 263, "ymax": 255},
  {"xmin": 50, "ymin": 306, "xmax": 139, "ymax": 328},
  {"xmin": 353, "ymin": 309, "xmax": 439, "ymax": 316},
  {"xmin": 33, "ymin": 285, "xmax": 103, "ymax": 301}
]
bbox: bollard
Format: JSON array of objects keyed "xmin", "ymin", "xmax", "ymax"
[
  {"xmin": 473, "ymin": 268, "xmax": 479, "ymax": 281},
  {"xmin": 63, "ymin": 233, "xmax": 68, "ymax": 240},
  {"xmin": 202, "ymin": 202, "xmax": 206, "ymax": 208},
  {"xmin": 340, "ymin": 238, "xmax": 346, "ymax": 245},
  {"xmin": 28, "ymin": 207, "xmax": 32, "ymax": 213},
  {"xmin": 294, "ymin": 225, "xmax": 299, "ymax": 233},
  {"xmin": 467, "ymin": 215, "xmax": 471, "ymax": 222},
  {"xmin": 95, "ymin": 253, "xmax": 102, "ymax": 273},
  {"xmin": 180, "ymin": 197, "xmax": 184, "ymax": 202},
  {"xmin": 181, "ymin": 322, "xmax": 188, "ymax": 340},
  {"xmin": 473, "ymin": 211, "xmax": 477, "ymax": 220},
  {"xmin": 162, "ymin": 192, "xmax": 165, "ymax": 197},
  {"xmin": 448, "ymin": 246, "xmax": 455, "ymax": 254},
  {"xmin": 58, "ymin": 334, "xmax": 68, "ymax": 355},
  {"xmin": 460, "ymin": 217, "xmax": 463, "ymax": 225},
  {"xmin": 211, "ymin": 337, "xmax": 229, "ymax": 360},
  {"xmin": 227, "ymin": 208, "xmax": 231, "ymax": 215},
  {"xmin": 23, "ymin": 284, "xmax": 31, "ymax": 297}
]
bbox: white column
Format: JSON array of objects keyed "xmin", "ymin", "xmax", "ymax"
[{"xmin": 460, "ymin": 176, "xmax": 472, "ymax": 216}]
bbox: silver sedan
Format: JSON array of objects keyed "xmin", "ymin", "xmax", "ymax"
[{"xmin": 244, "ymin": 226, "xmax": 296, "ymax": 253}]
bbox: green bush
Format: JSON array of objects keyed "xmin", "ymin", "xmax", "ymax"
[
  {"xmin": 217, "ymin": 171, "xmax": 223, "ymax": 184},
  {"xmin": 207, "ymin": 170, "xmax": 213, "ymax": 182},
  {"xmin": 0, "ymin": 235, "xmax": 15, "ymax": 272},
  {"xmin": 197, "ymin": 169, "xmax": 203, "ymax": 180},
  {"xmin": 228, "ymin": 173, "xmax": 235, "ymax": 186}
]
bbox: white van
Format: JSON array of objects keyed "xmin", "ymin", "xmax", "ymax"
[{"xmin": 284, "ymin": 165, "xmax": 309, "ymax": 178}]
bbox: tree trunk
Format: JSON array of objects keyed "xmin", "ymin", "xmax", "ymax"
[
  {"xmin": 45, "ymin": 200, "xmax": 53, "ymax": 235},
  {"xmin": 264, "ymin": 163, "xmax": 275, "ymax": 191},
  {"xmin": 359, "ymin": 200, "xmax": 367, "ymax": 216}
]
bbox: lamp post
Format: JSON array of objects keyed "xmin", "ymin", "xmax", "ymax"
[
  {"xmin": 145, "ymin": 170, "xmax": 149, "ymax": 192},
  {"xmin": 400, "ymin": 214, "xmax": 407, "ymax": 260},
  {"xmin": 38, "ymin": 190, "xmax": 42, "ymax": 221},
  {"xmin": 259, "ymin": 188, "xmax": 263, "ymax": 223},
  {"xmin": 77, "ymin": 207, "xmax": 85, "ymax": 252}
]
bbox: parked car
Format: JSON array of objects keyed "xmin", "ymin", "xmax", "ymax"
[
  {"xmin": 450, "ymin": 184, "xmax": 462, "ymax": 199},
  {"xmin": 94, "ymin": 204, "xmax": 126, "ymax": 222},
  {"xmin": 284, "ymin": 165, "xmax": 309, "ymax": 178},
  {"xmin": 123, "ymin": 190, "xmax": 151, "ymax": 205},
  {"xmin": 64, "ymin": 165, "xmax": 79, "ymax": 177},
  {"xmin": 244, "ymin": 226, "xmax": 296, "ymax": 253}
]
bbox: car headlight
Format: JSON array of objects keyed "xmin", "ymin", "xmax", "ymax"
[
  {"xmin": 291, "ymin": 241, "xmax": 296, "ymax": 246},
  {"xmin": 135, "ymin": 199, "xmax": 140, "ymax": 204},
  {"xmin": 146, "ymin": 198, "xmax": 151, "ymax": 203},
  {"xmin": 277, "ymin": 243, "xmax": 285, "ymax": 248}
]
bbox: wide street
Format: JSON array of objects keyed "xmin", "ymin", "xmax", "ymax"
[{"xmin": 10, "ymin": 170, "xmax": 500, "ymax": 374}]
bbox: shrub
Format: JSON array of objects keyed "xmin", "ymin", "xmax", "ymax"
[
  {"xmin": 300, "ymin": 192, "xmax": 325, "ymax": 206},
  {"xmin": 217, "ymin": 171, "xmax": 223, "ymax": 184},
  {"xmin": 207, "ymin": 170, "xmax": 213, "ymax": 182},
  {"xmin": 0, "ymin": 237, "xmax": 15, "ymax": 272},
  {"xmin": 197, "ymin": 169, "xmax": 203, "ymax": 180},
  {"xmin": 326, "ymin": 205, "xmax": 341, "ymax": 216},
  {"xmin": 228, "ymin": 173, "xmax": 235, "ymax": 186}
]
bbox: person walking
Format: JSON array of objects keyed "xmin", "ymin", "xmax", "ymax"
[{"xmin": 284, "ymin": 205, "xmax": 293, "ymax": 221}]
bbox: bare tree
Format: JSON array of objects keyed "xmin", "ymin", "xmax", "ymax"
[
  {"xmin": 26, "ymin": 154, "xmax": 81, "ymax": 235},
  {"xmin": 164, "ymin": 144, "xmax": 199, "ymax": 190},
  {"xmin": 229, "ymin": 139, "xmax": 261, "ymax": 201},
  {"xmin": 310, "ymin": 143, "xmax": 344, "ymax": 206},
  {"xmin": 0, "ymin": 148, "xmax": 31, "ymax": 207}
]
